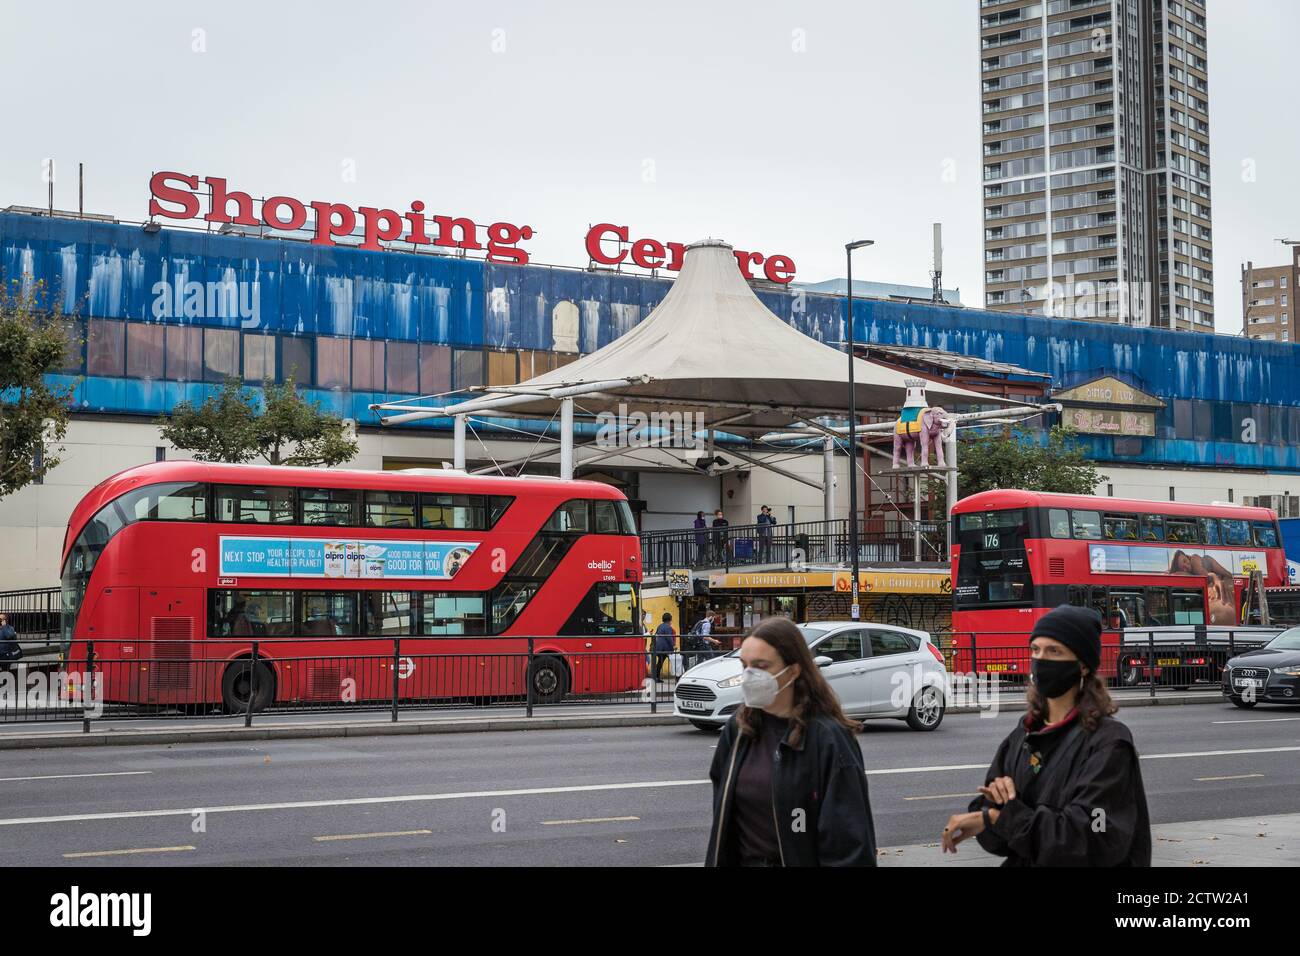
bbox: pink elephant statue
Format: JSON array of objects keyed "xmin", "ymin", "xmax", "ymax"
[{"xmin": 892, "ymin": 406, "xmax": 951, "ymax": 468}]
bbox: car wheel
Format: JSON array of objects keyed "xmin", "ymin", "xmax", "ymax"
[
  {"xmin": 690, "ymin": 720, "xmax": 722, "ymax": 733},
  {"xmin": 906, "ymin": 686, "xmax": 945, "ymax": 731},
  {"xmin": 221, "ymin": 659, "xmax": 275, "ymax": 714},
  {"xmin": 1229, "ymin": 695, "xmax": 1257, "ymax": 709},
  {"xmin": 527, "ymin": 654, "xmax": 569, "ymax": 705}
]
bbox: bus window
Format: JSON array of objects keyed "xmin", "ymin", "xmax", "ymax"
[
  {"xmin": 616, "ymin": 499, "xmax": 637, "ymax": 535},
  {"xmin": 301, "ymin": 489, "xmax": 359, "ymax": 526},
  {"xmin": 1071, "ymin": 510, "xmax": 1102, "ymax": 539},
  {"xmin": 1109, "ymin": 589, "xmax": 1145, "ymax": 629},
  {"xmin": 1103, "ymin": 514, "xmax": 1138, "ymax": 541},
  {"xmin": 545, "ymin": 500, "xmax": 591, "ymax": 534},
  {"xmin": 363, "ymin": 591, "xmax": 414, "ymax": 635},
  {"xmin": 1221, "ymin": 518, "xmax": 1251, "ymax": 546},
  {"xmin": 594, "ymin": 500, "xmax": 622, "ymax": 534},
  {"xmin": 419, "ymin": 593, "xmax": 487, "ymax": 636},
  {"xmin": 1141, "ymin": 515, "xmax": 1165, "ymax": 542},
  {"xmin": 215, "ymin": 485, "xmax": 295, "ymax": 524},
  {"xmin": 1252, "ymin": 521, "xmax": 1280, "ymax": 548},
  {"xmin": 560, "ymin": 582, "xmax": 638, "ymax": 635},
  {"xmin": 1166, "ymin": 518, "xmax": 1198, "ymax": 544},
  {"xmin": 1199, "ymin": 517, "xmax": 1221, "ymax": 545},
  {"xmin": 365, "ymin": 491, "xmax": 418, "ymax": 528},
  {"xmin": 491, "ymin": 581, "xmax": 540, "ymax": 632},
  {"xmin": 1145, "ymin": 587, "xmax": 1170, "ymax": 626},
  {"xmin": 954, "ymin": 509, "xmax": 1031, "ymax": 607},
  {"xmin": 421, "ymin": 494, "xmax": 487, "ymax": 530},
  {"xmin": 1090, "ymin": 586, "xmax": 1109, "ymax": 622},
  {"xmin": 120, "ymin": 482, "xmax": 207, "ymax": 522},
  {"xmin": 210, "ymin": 590, "xmax": 294, "ymax": 638},
  {"xmin": 1067, "ymin": 585, "xmax": 1088, "ymax": 606},
  {"xmin": 488, "ymin": 496, "xmax": 514, "ymax": 528},
  {"xmin": 1048, "ymin": 509, "xmax": 1071, "ymax": 538},
  {"xmin": 1171, "ymin": 589, "xmax": 1205, "ymax": 625},
  {"xmin": 298, "ymin": 592, "xmax": 358, "ymax": 637}
]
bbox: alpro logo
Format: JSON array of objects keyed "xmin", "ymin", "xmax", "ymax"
[
  {"xmin": 587, "ymin": 560, "xmax": 615, "ymax": 571},
  {"xmin": 50, "ymin": 886, "xmax": 151, "ymax": 936}
]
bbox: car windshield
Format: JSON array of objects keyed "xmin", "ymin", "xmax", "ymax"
[{"xmin": 1266, "ymin": 627, "xmax": 1300, "ymax": 651}]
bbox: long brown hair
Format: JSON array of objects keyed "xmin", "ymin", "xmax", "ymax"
[
  {"xmin": 1026, "ymin": 671, "xmax": 1117, "ymax": 733},
  {"xmin": 737, "ymin": 618, "xmax": 860, "ymax": 746}
]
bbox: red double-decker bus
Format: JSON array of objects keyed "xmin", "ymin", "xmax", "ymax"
[
  {"xmin": 950, "ymin": 490, "xmax": 1286, "ymax": 680},
  {"xmin": 59, "ymin": 462, "xmax": 644, "ymax": 710}
]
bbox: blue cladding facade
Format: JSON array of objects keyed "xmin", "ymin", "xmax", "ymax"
[{"xmin": 4, "ymin": 211, "xmax": 1300, "ymax": 473}]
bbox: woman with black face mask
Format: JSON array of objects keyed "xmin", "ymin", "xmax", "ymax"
[{"xmin": 940, "ymin": 605, "xmax": 1152, "ymax": 866}]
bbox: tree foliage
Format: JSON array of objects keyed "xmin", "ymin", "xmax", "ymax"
[
  {"xmin": 0, "ymin": 280, "xmax": 75, "ymax": 498},
  {"xmin": 159, "ymin": 377, "xmax": 358, "ymax": 467},
  {"xmin": 929, "ymin": 425, "xmax": 1106, "ymax": 512}
]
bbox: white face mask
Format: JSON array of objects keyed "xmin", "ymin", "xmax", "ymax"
[{"xmin": 740, "ymin": 665, "xmax": 792, "ymax": 710}]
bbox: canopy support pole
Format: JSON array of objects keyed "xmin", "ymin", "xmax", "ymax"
[
  {"xmin": 823, "ymin": 435, "xmax": 836, "ymax": 523},
  {"xmin": 913, "ymin": 475, "xmax": 922, "ymax": 561},
  {"xmin": 945, "ymin": 426, "xmax": 958, "ymax": 560},
  {"xmin": 560, "ymin": 398, "xmax": 575, "ymax": 479},
  {"xmin": 453, "ymin": 415, "xmax": 466, "ymax": 470}
]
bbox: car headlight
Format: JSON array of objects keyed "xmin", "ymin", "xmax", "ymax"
[
  {"xmin": 718, "ymin": 673, "xmax": 745, "ymax": 688},
  {"xmin": 1275, "ymin": 666, "xmax": 1300, "ymax": 678}
]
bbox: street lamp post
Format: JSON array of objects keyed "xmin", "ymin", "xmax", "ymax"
[{"xmin": 844, "ymin": 239, "xmax": 874, "ymax": 621}]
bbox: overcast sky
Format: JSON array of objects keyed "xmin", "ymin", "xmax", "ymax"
[{"xmin": 3, "ymin": 0, "xmax": 1297, "ymax": 335}]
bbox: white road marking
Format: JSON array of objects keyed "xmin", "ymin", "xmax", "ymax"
[
  {"xmin": 1195, "ymin": 774, "xmax": 1265, "ymax": 782},
  {"xmin": 541, "ymin": 816, "xmax": 640, "ymax": 826},
  {"xmin": 1211, "ymin": 717, "xmax": 1300, "ymax": 724},
  {"xmin": 0, "ymin": 771, "xmax": 152, "ymax": 783},
  {"xmin": 313, "ymin": 829, "xmax": 431, "ymax": 842},
  {"xmin": 6, "ymin": 745, "xmax": 1297, "ymax": 830},
  {"xmin": 63, "ymin": 845, "xmax": 194, "ymax": 859}
]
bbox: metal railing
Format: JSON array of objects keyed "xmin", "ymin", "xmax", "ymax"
[
  {"xmin": 639, "ymin": 518, "xmax": 944, "ymax": 576},
  {"xmin": 942, "ymin": 628, "xmax": 1275, "ymax": 697},
  {"xmin": 0, "ymin": 637, "xmax": 736, "ymax": 728},
  {"xmin": 0, "ymin": 587, "xmax": 60, "ymax": 649}
]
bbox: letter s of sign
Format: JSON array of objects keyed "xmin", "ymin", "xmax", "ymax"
[
  {"xmin": 148, "ymin": 171, "xmax": 201, "ymax": 220},
  {"xmin": 191, "ymin": 548, "xmax": 206, "ymax": 573}
]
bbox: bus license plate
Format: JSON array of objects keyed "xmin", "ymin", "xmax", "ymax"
[
  {"xmin": 984, "ymin": 664, "xmax": 1010, "ymax": 672},
  {"xmin": 1234, "ymin": 678, "xmax": 1264, "ymax": 689},
  {"xmin": 1156, "ymin": 658, "xmax": 1181, "ymax": 666},
  {"xmin": 678, "ymin": 699, "xmax": 709, "ymax": 712}
]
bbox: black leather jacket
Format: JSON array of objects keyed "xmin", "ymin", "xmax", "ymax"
[{"xmin": 705, "ymin": 712, "xmax": 878, "ymax": 867}]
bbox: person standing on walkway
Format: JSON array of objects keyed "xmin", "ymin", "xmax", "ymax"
[
  {"xmin": 706, "ymin": 617, "xmax": 877, "ymax": 867},
  {"xmin": 693, "ymin": 512, "xmax": 708, "ymax": 566},
  {"xmin": 711, "ymin": 509, "xmax": 729, "ymax": 564},
  {"xmin": 651, "ymin": 613, "xmax": 677, "ymax": 683},
  {"xmin": 940, "ymin": 605, "xmax": 1151, "ymax": 866},
  {"xmin": 686, "ymin": 611, "xmax": 721, "ymax": 670},
  {"xmin": 0, "ymin": 613, "xmax": 20, "ymax": 667},
  {"xmin": 756, "ymin": 505, "xmax": 776, "ymax": 562}
]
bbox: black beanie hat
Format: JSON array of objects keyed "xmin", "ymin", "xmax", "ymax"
[{"xmin": 1029, "ymin": 605, "xmax": 1102, "ymax": 673}]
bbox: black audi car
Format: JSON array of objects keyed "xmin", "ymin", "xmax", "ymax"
[{"xmin": 1222, "ymin": 627, "xmax": 1300, "ymax": 708}]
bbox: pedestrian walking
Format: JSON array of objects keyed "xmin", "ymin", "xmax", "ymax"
[
  {"xmin": 711, "ymin": 509, "xmax": 729, "ymax": 564},
  {"xmin": 693, "ymin": 512, "xmax": 708, "ymax": 566},
  {"xmin": 0, "ymin": 613, "xmax": 21, "ymax": 670},
  {"xmin": 651, "ymin": 613, "xmax": 676, "ymax": 683},
  {"xmin": 706, "ymin": 617, "xmax": 878, "ymax": 867},
  {"xmin": 686, "ymin": 611, "xmax": 721, "ymax": 670},
  {"xmin": 756, "ymin": 505, "xmax": 776, "ymax": 562},
  {"xmin": 941, "ymin": 605, "xmax": 1152, "ymax": 866}
]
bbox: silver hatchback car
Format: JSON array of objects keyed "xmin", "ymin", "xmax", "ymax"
[{"xmin": 672, "ymin": 621, "xmax": 947, "ymax": 732}]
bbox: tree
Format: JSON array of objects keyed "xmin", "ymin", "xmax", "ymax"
[
  {"xmin": 928, "ymin": 425, "xmax": 1106, "ymax": 513},
  {"xmin": 0, "ymin": 280, "xmax": 75, "ymax": 498},
  {"xmin": 159, "ymin": 377, "xmax": 358, "ymax": 467}
]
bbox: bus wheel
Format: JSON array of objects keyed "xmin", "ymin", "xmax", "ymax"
[
  {"xmin": 1120, "ymin": 659, "xmax": 1143, "ymax": 687},
  {"xmin": 222, "ymin": 659, "xmax": 275, "ymax": 715},
  {"xmin": 527, "ymin": 655, "xmax": 569, "ymax": 705}
]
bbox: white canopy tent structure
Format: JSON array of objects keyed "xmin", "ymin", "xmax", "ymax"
[{"xmin": 371, "ymin": 239, "xmax": 1025, "ymax": 528}]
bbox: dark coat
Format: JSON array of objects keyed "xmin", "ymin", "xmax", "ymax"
[
  {"xmin": 0, "ymin": 624, "xmax": 19, "ymax": 661},
  {"xmin": 706, "ymin": 712, "xmax": 878, "ymax": 867},
  {"xmin": 970, "ymin": 712, "xmax": 1152, "ymax": 867}
]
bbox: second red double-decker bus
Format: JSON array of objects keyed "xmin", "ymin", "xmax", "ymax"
[
  {"xmin": 950, "ymin": 489, "xmax": 1286, "ymax": 680},
  {"xmin": 60, "ymin": 462, "xmax": 644, "ymax": 711}
]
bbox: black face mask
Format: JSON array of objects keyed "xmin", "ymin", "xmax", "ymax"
[{"xmin": 1031, "ymin": 658, "xmax": 1083, "ymax": 699}]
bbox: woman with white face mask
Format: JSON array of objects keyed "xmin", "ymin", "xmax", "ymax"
[{"xmin": 704, "ymin": 618, "xmax": 877, "ymax": 867}]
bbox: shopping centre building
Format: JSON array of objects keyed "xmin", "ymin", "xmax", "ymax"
[{"xmin": 4, "ymin": 202, "xmax": 1300, "ymax": 590}]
